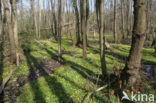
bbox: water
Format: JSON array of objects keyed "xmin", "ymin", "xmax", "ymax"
[{"xmin": 141, "ymin": 65, "xmax": 156, "ymax": 81}]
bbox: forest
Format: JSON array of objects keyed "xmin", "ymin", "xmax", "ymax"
[{"xmin": 0, "ymin": 0, "xmax": 156, "ymax": 103}]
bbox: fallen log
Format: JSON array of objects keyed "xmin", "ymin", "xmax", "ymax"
[
  {"xmin": 0, "ymin": 67, "xmax": 17, "ymax": 94},
  {"xmin": 105, "ymin": 42, "xmax": 112, "ymax": 50}
]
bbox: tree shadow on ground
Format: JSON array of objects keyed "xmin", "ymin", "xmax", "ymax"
[
  {"xmin": 85, "ymin": 58, "xmax": 100, "ymax": 68},
  {"xmin": 112, "ymin": 46, "xmax": 156, "ymax": 65},
  {"xmin": 88, "ymin": 49, "xmax": 100, "ymax": 54},
  {"xmin": 44, "ymin": 47, "xmax": 102, "ymax": 84},
  {"xmin": 143, "ymin": 48, "xmax": 156, "ymax": 57},
  {"xmin": 56, "ymin": 73, "xmax": 87, "ymax": 91},
  {"xmin": 23, "ymin": 49, "xmax": 47, "ymax": 103},
  {"xmin": 112, "ymin": 46, "xmax": 130, "ymax": 53},
  {"xmin": 44, "ymin": 47, "xmax": 108, "ymax": 102},
  {"xmin": 105, "ymin": 51, "xmax": 127, "ymax": 63},
  {"xmin": 22, "ymin": 43, "xmax": 114, "ymax": 102},
  {"xmin": 23, "ymin": 47, "xmax": 74, "ymax": 103},
  {"xmin": 70, "ymin": 55, "xmax": 100, "ymax": 68}
]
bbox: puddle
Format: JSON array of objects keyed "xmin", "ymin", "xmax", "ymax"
[{"xmin": 140, "ymin": 65, "xmax": 156, "ymax": 82}]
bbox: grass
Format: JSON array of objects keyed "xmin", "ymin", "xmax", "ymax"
[{"xmin": 1, "ymin": 36, "xmax": 156, "ymax": 103}]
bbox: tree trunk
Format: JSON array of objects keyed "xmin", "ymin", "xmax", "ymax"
[
  {"xmin": 80, "ymin": 0, "xmax": 87, "ymax": 59},
  {"xmin": 47, "ymin": 0, "xmax": 51, "ymax": 27},
  {"xmin": 146, "ymin": 0, "xmax": 152, "ymax": 40},
  {"xmin": 51, "ymin": 0, "xmax": 57, "ymax": 41},
  {"xmin": 1, "ymin": 0, "xmax": 6, "ymax": 42},
  {"xmin": 121, "ymin": 0, "xmax": 147, "ymax": 86},
  {"xmin": 3, "ymin": 0, "xmax": 17, "ymax": 64},
  {"xmin": 96, "ymin": 0, "xmax": 107, "ymax": 76},
  {"xmin": 126, "ymin": 0, "xmax": 130, "ymax": 37},
  {"xmin": 114, "ymin": 0, "xmax": 118, "ymax": 43},
  {"xmin": 0, "ymin": 0, "xmax": 2, "ymax": 36},
  {"xmin": 10, "ymin": 0, "xmax": 19, "ymax": 66},
  {"xmin": 38, "ymin": 0, "xmax": 41, "ymax": 39},
  {"xmin": 73, "ymin": 0, "xmax": 81, "ymax": 47},
  {"xmin": 86, "ymin": 0, "xmax": 89, "ymax": 46},
  {"xmin": 58, "ymin": 0, "xmax": 62, "ymax": 61},
  {"xmin": 121, "ymin": 0, "xmax": 125, "ymax": 40},
  {"xmin": 20, "ymin": 0, "xmax": 25, "ymax": 32},
  {"xmin": 43, "ymin": 0, "xmax": 45, "ymax": 25},
  {"xmin": 30, "ymin": 0, "xmax": 37, "ymax": 39}
]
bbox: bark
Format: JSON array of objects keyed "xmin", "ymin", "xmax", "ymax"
[
  {"xmin": 129, "ymin": 1, "xmax": 133, "ymax": 34},
  {"xmin": 20, "ymin": 0, "xmax": 25, "ymax": 31},
  {"xmin": 58, "ymin": 0, "xmax": 62, "ymax": 61},
  {"xmin": 30, "ymin": 0, "xmax": 37, "ymax": 39},
  {"xmin": 152, "ymin": 38, "xmax": 156, "ymax": 53},
  {"xmin": 38, "ymin": 0, "xmax": 41, "ymax": 39},
  {"xmin": 121, "ymin": 0, "xmax": 147, "ymax": 86},
  {"xmin": 47, "ymin": 0, "xmax": 50, "ymax": 27},
  {"xmin": 51, "ymin": 0, "xmax": 57, "ymax": 40},
  {"xmin": 10, "ymin": 0, "xmax": 19, "ymax": 66},
  {"xmin": 0, "ymin": 0, "xmax": 2, "ymax": 36},
  {"xmin": 114, "ymin": 0, "xmax": 118, "ymax": 43},
  {"xmin": 66, "ymin": 0, "xmax": 70, "ymax": 39},
  {"xmin": 86, "ymin": 0, "xmax": 89, "ymax": 46},
  {"xmin": 73, "ymin": 0, "xmax": 81, "ymax": 46},
  {"xmin": 43, "ymin": 0, "xmax": 45, "ymax": 25},
  {"xmin": 1, "ymin": 0, "xmax": 6, "ymax": 42},
  {"xmin": 80, "ymin": 0, "xmax": 87, "ymax": 59},
  {"xmin": 3, "ymin": 0, "xmax": 17, "ymax": 64},
  {"xmin": 96, "ymin": 0, "xmax": 107, "ymax": 76},
  {"xmin": 126, "ymin": 0, "xmax": 130, "ymax": 37},
  {"xmin": 121, "ymin": 0, "xmax": 125, "ymax": 39},
  {"xmin": 146, "ymin": 0, "xmax": 152, "ymax": 39},
  {"xmin": 110, "ymin": 0, "xmax": 113, "ymax": 33}
]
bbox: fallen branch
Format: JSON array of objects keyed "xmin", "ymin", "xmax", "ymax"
[
  {"xmin": 105, "ymin": 42, "xmax": 112, "ymax": 50},
  {"xmin": 35, "ymin": 40, "xmax": 44, "ymax": 46},
  {"xmin": 0, "ymin": 67, "xmax": 17, "ymax": 94},
  {"xmin": 82, "ymin": 84, "xmax": 108, "ymax": 103}
]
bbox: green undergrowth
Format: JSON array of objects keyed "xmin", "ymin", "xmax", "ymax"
[{"xmin": 1, "ymin": 37, "xmax": 156, "ymax": 103}]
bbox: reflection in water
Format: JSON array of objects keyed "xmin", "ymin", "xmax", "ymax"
[{"xmin": 140, "ymin": 65, "xmax": 156, "ymax": 81}]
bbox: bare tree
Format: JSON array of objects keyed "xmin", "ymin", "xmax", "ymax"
[
  {"xmin": 30, "ymin": 0, "xmax": 38, "ymax": 39},
  {"xmin": 51, "ymin": 0, "xmax": 58, "ymax": 40},
  {"xmin": 121, "ymin": 0, "xmax": 125, "ymax": 40},
  {"xmin": 73, "ymin": 0, "xmax": 81, "ymax": 47},
  {"xmin": 126, "ymin": 0, "xmax": 130, "ymax": 37},
  {"xmin": 96, "ymin": 0, "xmax": 107, "ymax": 76},
  {"xmin": 146, "ymin": 0, "xmax": 152, "ymax": 39},
  {"xmin": 0, "ymin": 0, "xmax": 2, "ymax": 36},
  {"xmin": 3, "ymin": 0, "xmax": 17, "ymax": 64},
  {"xmin": 10, "ymin": 0, "xmax": 19, "ymax": 66},
  {"xmin": 80, "ymin": 0, "xmax": 87, "ymax": 59},
  {"xmin": 121, "ymin": 0, "xmax": 147, "ymax": 86},
  {"xmin": 58, "ymin": 0, "xmax": 62, "ymax": 61},
  {"xmin": 43, "ymin": 0, "xmax": 45, "ymax": 24},
  {"xmin": 38, "ymin": 0, "xmax": 41, "ymax": 39},
  {"xmin": 20, "ymin": 0, "xmax": 25, "ymax": 32},
  {"xmin": 114, "ymin": 0, "xmax": 118, "ymax": 43},
  {"xmin": 48, "ymin": 0, "xmax": 51, "ymax": 27},
  {"xmin": 85, "ymin": 0, "xmax": 89, "ymax": 46}
]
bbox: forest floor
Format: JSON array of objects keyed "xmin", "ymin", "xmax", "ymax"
[{"xmin": 0, "ymin": 36, "xmax": 156, "ymax": 103}]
